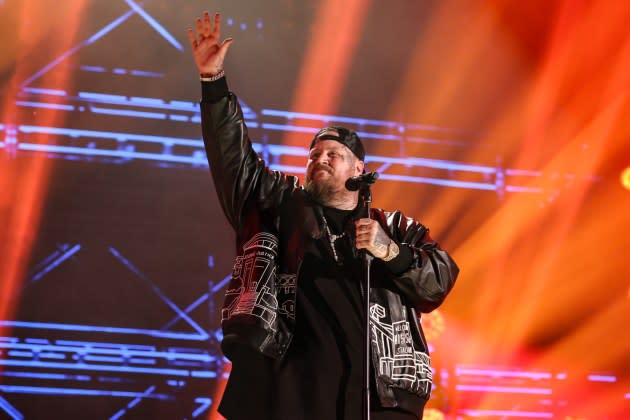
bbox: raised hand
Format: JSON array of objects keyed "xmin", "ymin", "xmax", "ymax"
[{"xmin": 187, "ymin": 11, "xmax": 233, "ymax": 76}]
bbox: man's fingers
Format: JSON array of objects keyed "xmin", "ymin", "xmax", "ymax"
[
  {"xmin": 186, "ymin": 29, "xmax": 197, "ymax": 48},
  {"xmin": 213, "ymin": 12, "xmax": 221, "ymax": 38},
  {"xmin": 195, "ymin": 18, "xmax": 204, "ymax": 38},
  {"xmin": 203, "ymin": 11, "xmax": 212, "ymax": 36},
  {"xmin": 189, "ymin": 12, "xmax": 232, "ymax": 74},
  {"xmin": 355, "ymin": 219, "xmax": 376, "ymax": 234},
  {"xmin": 356, "ymin": 229, "xmax": 373, "ymax": 239},
  {"xmin": 356, "ymin": 230, "xmax": 376, "ymax": 245},
  {"xmin": 355, "ymin": 219, "xmax": 375, "ymax": 234}
]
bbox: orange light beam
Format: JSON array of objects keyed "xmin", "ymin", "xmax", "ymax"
[
  {"xmin": 206, "ymin": 363, "xmax": 231, "ymax": 420},
  {"xmin": 282, "ymin": 0, "xmax": 371, "ymax": 148},
  {"xmin": 0, "ymin": 0, "xmax": 88, "ymax": 344}
]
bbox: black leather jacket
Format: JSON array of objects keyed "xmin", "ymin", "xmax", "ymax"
[{"xmin": 200, "ymin": 78, "xmax": 459, "ymax": 411}]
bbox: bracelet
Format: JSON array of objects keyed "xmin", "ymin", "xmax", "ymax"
[
  {"xmin": 200, "ymin": 69, "xmax": 225, "ymax": 82},
  {"xmin": 382, "ymin": 240, "xmax": 400, "ymax": 262}
]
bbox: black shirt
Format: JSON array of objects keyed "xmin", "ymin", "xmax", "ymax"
[{"xmin": 273, "ymin": 206, "xmax": 418, "ymax": 419}]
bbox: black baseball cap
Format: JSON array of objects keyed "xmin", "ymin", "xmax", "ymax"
[{"xmin": 309, "ymin": 126, "xmax": 365, "ymax": 161}]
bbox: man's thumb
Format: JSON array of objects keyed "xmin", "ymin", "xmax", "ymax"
[{"xmin": 219, "ymin": 38, "xmax": 234, "ymax": 58}]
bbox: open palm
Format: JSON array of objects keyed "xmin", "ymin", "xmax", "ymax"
[{"xmin": 187, "ymin": 12, "xmax": 233, "ymax": 75}]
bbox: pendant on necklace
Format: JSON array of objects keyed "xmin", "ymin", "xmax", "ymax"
[{"xmin": 323, "ymin": 219, "xmax": 345, "ymax": 265}]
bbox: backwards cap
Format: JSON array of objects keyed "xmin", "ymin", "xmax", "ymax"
[{"xmin": 309, "ymin": 126, "xmax": 365, "ymax": 161}]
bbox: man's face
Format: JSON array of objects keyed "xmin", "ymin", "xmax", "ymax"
[{"xmin": 304, "ymin": 137, "xmax": 364, "ymax": 203}]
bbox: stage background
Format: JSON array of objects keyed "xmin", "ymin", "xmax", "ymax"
[{"xmin": 1, "ymin": 0, "xmax": 629, "ymax": 418}]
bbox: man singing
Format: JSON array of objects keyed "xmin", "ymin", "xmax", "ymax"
[{"xmin": 188, "ymin": 11, "xmax": 458, "ymax": 420}]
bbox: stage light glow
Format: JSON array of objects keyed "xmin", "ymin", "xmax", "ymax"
[
  {"xmin": 421, "ymin": 309, "xmax": 445, "ymax": 341},
  {"xmin": 374, "ymin": 1, "xmax": 630, "ymax": 417},
  {"xmin": 282, "ymin": 0, "xmax": 369, "ymax": 150},
  {"xmin": 423, "ymin": 408, "xmax": 446, "ymax": 420},
  {"xmin": 0, "ymin": 0, "xmax": 88, "ymax": 353},
  {"xmin": 621, "ymin": 167, "xmax": 630, "ymax": 191}
]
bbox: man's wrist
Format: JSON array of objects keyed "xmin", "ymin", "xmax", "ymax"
[
  {"xmin": 381, "ymin": 240, "xmax": 400, "ymax": 262},
  {"xmin": 200, "ymin": 69, "xmax": 225, "ymax": 82},
  {"xmin": 382, "ymin": 242, "xmax": 413, "ymax": 275}
]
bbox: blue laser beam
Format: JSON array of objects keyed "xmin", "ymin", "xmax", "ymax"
[
  {"xmin": 90, "ymin": 106, "xmax": 167, "ymax": 120},
  {"xmin": 0, "ymin": 385, "xmax": 171, "ymax": 400},
  {"xmin": 28, "ymin": 244, "xmax": 81, "ymax": 284},
  {"xmin": 209, "ymin": 275, "xmax": 233, "ymax": 294},
  {"xmin": 0, "ymin": 371, "xmax": 90, "ymax": 381},
  {"xmin": 1, "ymin": 341, "xmax": 214, "ymax": 363},
  {"xmin": 192, "ymin": 397, "xmax": 212, "ymax": 418},
  {"xmin": 16, "ymin": 101, "xmax": 74, "ymax": 111},
  {"xmin": 108, "ymin": 247, "xmax": 209, "ymax": 339},
  {"xmin": 0, "ymin": 359, "xmax": 217, "ymax": 378},
  {"xmin": 22, "ymin": 10, "xmax": 136, "ymax": 87},
  {"xmin": 17, "ymin": 143, "xmax": 207, "ymax": 165},
  {"xmin": 87, "ymin": 10, "xmax": 135, "ymax": 44},
  {"xmin": 124, "ymin": 0, "xmax": 183, "ymax": 51},
  {"xmin": 0, "ymin": 320, "xmax": 207, "ymax": 341},
  {"xmin": 22, "ymin": 87, "xmax": 67, "ymax": 96},
  {"xmin": 109, "ymin": 385, "xmax": 157, "ymax": 420},
  {"xmin": 18, "ymin": 125, "xmax": 202, "ymax": 146},
  {"xmin": 160, "ymin": 293, "xmax": 209, "ymax": 332},
  {"xmin": 0, "ymin": 395, "xmax": 23, "ymax": 420}
]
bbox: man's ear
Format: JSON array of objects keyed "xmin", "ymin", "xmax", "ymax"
[{"xmin": 355, "ymin": 159, "xmax": 365, "ymax": 175}]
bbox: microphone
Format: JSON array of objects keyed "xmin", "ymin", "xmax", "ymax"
[{"xmin": 345, "ymin": 171, "xmax": 379, "ymax": 191}]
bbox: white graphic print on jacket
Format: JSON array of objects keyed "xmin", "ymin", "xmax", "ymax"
[
  {"xmin": 222, "ymin": 233, "xmax": 296, "ymax": 330},
  {"xmin": 370, "ymin": 303, "xmax": 432, "ymax": 395}
]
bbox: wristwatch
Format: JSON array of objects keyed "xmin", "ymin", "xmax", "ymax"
[{"xmin": 382, "ymin": 239, "xmax": 400, "ymax": 262}]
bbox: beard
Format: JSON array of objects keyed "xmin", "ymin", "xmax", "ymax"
[
  {"xmin": 304, "ymin": 176, "xmax": 336, "ymax": 205},
  {"xmin": 304, "ymin": 171, "xmax": 339, "ymax": 205}
]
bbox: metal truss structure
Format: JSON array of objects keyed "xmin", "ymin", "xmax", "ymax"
[
  {"xmin": 0, "ymin": 2, "xmax": 594, "ymax": 201},
  {"xmin": 1, "ymin": 85, "xmax": 563, "ymax": 200},
  {"xmin": 1, "ymin": 243, "xmax": 230, "ymax": 419}
]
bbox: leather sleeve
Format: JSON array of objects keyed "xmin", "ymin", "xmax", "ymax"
[
  {"xmin": 375, "ymin": 209, "xmax": 459, "ymax": 313},
  {"xmin": 200, "ymin": 88, "xmax": 297, "ymax": 231}
]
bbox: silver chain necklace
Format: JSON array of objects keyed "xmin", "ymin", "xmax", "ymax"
[{"xmin": 322, "ymin": 216, "xmax": 346, "ymax": 264}]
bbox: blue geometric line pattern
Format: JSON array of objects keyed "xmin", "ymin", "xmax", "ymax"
[
  {"xmin": 1, "ymin": 321, "xmax": 208, "ymax": 342},
  {"xmin": 0, "ymin": 385, "xmax": 172, "ymax": 400},
  {"xmin": 123, "ymin": 0, "xmax": 183, "ymax": 51},
  {"xmin": 0, "ymin": 395, "xmax": 23, "ymax": 420},
  {"xmin": 4, "ymin": 122, "xmax": 556, "ymax": 194},
  {"xmin": 160, "ymin": 293, "xmax": 209, "ymax": 333},
  {"xmin": 109, "ymin": 385, "xmax": 159, "ymax": 420},
  {"xmin": 192, "ymin": 397, "xmax": 213, "ymax": 418},
  {"xmin": 21, "ymin": 8, "xmax": 135, "ymax": 88},
  {"xmin": 4, "ymin": 84, "xmax": 595, "ymax": 196},
  {"xmin": 1, "ymin": 337, "xmax": 218, "ymax": 364},
  {"xmin": 108, "ymin": 247, "xmax": 209, "ymax": 339},
  {"xmin": 21, "ymin": 0, "xmax": 182, "ymax": 87},
  {"xmin": 27, "ymin": 243, "xmax": 81, "ymax": 285},
  {"xmin": 1, "ymin": 239, "xmax": 224, "ymax": 416}
]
